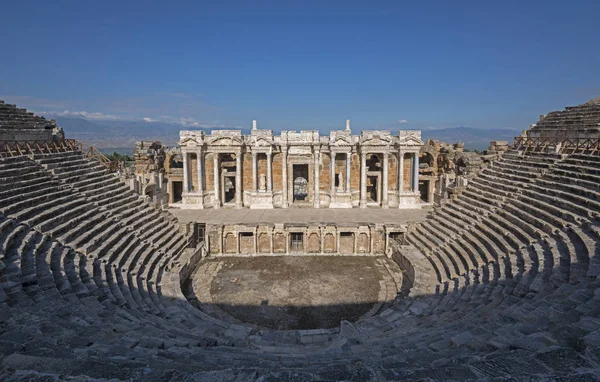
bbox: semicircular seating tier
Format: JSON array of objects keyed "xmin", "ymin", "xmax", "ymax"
[{"xmin": 1, "ymin": 146, "xmax": 600, "ymax": 380}]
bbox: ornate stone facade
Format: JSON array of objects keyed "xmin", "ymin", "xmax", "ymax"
[
  {"xmin": 132, "ymin": 141, "xmax": 166, "ymax": 204},
  {"xmin": 177, "ymin": 126, "xmax": 424, "ymax": 209},
  {"xmin": 204, "ymin": 222, "xmax": 405, "ymax": 256}
]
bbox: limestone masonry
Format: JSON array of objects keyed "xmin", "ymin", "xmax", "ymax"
[
  {"xmin": 176, "ymin": 126, "xmax": 423, "ymax": 209},
  {"xmin": 0, "ymin": 99, "xmax": 600, "ymax": 380}
]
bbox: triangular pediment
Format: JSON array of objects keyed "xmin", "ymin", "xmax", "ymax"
[
  {"xmin": 361, "ymin": 135, "xmax": 392, "ymax": 146},
  {"xmin": 178, "ymin": 137, "xmax": 202, "ymax": 147},
  {"xmin": 251, "ymin": 136, "xmax": 273, "ymax": 147},
  {"xmin": 207, "ymin": 135, "xmax": 244, "ymax": 146},
  {"xmin": 330, "ymin": 135, "xmax": 353, "ymax": 146},
  {"xmin": 400, "ymin": 136, "xmax": 423, "ymax": 146}
]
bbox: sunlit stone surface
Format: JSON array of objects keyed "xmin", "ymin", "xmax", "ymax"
[{"xmin": 185, "ymin": 256, "xmax": 402, "ymax": 330}]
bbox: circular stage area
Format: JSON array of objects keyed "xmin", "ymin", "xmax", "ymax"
[{"xmin": 184, "ymin": 256, "xmax": 403, "ymax": 330}]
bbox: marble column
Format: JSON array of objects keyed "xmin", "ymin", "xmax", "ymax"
[
  {"xmin": 282, "ymin": 148, "xmax": 288, "ymax": 207},
  {"xmin": 360, "ymin": 152, "xmax": 367, "ymax": 208},
  {"xmin": 235, "ymin": 151, "xmax": 242, "ymax": 208},
  {"xmin": 313, "ymin": 150, "xmax": 320, "ymax": 208},
  {"xmin": 345, "ymin": 152, "xmax": 351, "ymax": 193},
  {"xmin": 252, "ymin": 152, "xmax": 257, "ymax": 192},
  {"xmin": 196, "ymin": 149, "xmax": 203, "ymax": 193},
  {"xmin": 213, "ymin": 153, "xmax": 220, "ymax": 209},
  {"xmin": 182, "ymin": 152, "xmax": 189, "ymax": 193},
  {"xmin": 382, "ymin": 152, "xmax": 389, "ymax": 208},
  {"xmin": 412, "ymin": 152, "xmax": 419, "ymax": 193},
  {"xmin": 266, "ymin": 151, "xmax": 272, "ymax": 192},
  {"xmin": 330, "ymin": 152, "xmax": 336, "ymax": 197}
]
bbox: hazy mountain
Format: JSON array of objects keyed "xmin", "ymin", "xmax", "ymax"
[
  {"xmin": 421, "ymin": 127, "xmax": 522, "ymax": 150},
  {"xmin": 54, "ymin": 117, "xmax": 520, "ymax": 151},
  {"xmin": 54, "ymin": 117, "xmax": 192, "ymax": 148}
]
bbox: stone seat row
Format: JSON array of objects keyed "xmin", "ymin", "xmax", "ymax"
[
  {"xmin": 408, "ymin": 152, "xmax": 598, "ymax": 293},
  {"xmin": 0, "ymin": 152, "xmax": 190, "ymax": 317},
  {"xmin": 1, "ymin": 149, "xmax": 600, "ymax": 379},
  {"xmin": 0, "ymin": 215, "xmax": 231, "ymax": 355}
]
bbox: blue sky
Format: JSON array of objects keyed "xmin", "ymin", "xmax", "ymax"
[{"xmin": 1, "ymin": 1, "xmax": 599, "ymax": 132}]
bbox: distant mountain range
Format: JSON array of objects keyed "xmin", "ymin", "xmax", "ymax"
[
  {"xmin": 421, "ymin": 127, "xmax": 522, "ymax": 150},
  {"xmin": 55, "ymin": 117, "xmax": 189, "ymax": 148},
  {"xmin": 54, "ymin": 117, "xmax": 521, "ymax": 151}
]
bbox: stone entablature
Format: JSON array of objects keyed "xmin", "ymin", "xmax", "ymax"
[
  {"xmin": 204, "ymin": 222, "xmax": 406, "ymax": 256},
  {"xmin": 177, "ymin": 127, "xmax": 424, "ymax": 209}
]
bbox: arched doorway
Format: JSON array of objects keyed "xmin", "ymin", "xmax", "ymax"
[{"xmin": 366, "ymin": 154, "xmax": 382, "ymax": 205}]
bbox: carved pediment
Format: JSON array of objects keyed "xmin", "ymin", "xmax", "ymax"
[
  {"xmin": 206, "ymin": 135, "xmax": 244, "ymax": 146},
  {"xmin": 398, "ymin": 130, "xmax": 424, "ymax": 146},
  {"xmin": 179, "ymin": 130, "xmax": 205, "ymax": 147},
  {"xmin": 361, "ymin": 136, "xmax": 392, "ymax": 146},
  {"xmin": 251, "ymin": 137, "xmax": 273, "ymax": 147},
  {"xmin": 329, "ymin": 130, "xmax": 354, "ymax": 146},
  {"xmin": 250, "ymin": 130, "xmax": 274, "ymax": 147},
  {"xmin": 178, "ymin": 136, "xmax": 203, "ymax": 147},
  {"xmin": 360, "ymin": 130, "xmax": 392, "ymax": 146},
  {"xmin": 205, "ymin": 130, "xmax": 244, "ymax": 146}
]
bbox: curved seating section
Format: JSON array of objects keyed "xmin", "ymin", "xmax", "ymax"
[
  {"xmin": 408, "ymin": 151, "xmax": 599, "ymax": 288},
  {"xmin": 1, "ymin": 149, "xmax": 600, "ymax": 380},
  {"xmin": 0, "ymin": 100, "xmax": 56, "ymax": 130},
  {"xmin": 533, "ymin": 101, "xmax": 600, "ymax": 134}
]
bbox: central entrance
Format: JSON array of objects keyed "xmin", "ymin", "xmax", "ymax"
[
  {"xmin": 366, "ymin": 154, "xmax": 383, "ymax": 205},
  {"xmin": 292, "ymin": 164, "xmax": 309, "ymax": 202}
]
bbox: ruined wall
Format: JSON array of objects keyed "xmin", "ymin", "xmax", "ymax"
[
  {"xmin": 190, "ymin": 154, "xmax": 199, "ymax": 191},
  {"xmin": 320, "ymin": 153, "xmax": 331, "ymax": 192},
  {"xmin": 403, "ymin": 154, "xmax": 413, "ymax": 190},
  {"xmin": 388, "ymin": 155, "xmax": 397, "ymax": 191},
  {"xmin": 350, "ymin": 153, "xmax": 360, "ymax": 192},
  {"xmin": 242, "ymin": 153, "xmax": 253, "ymax": 192},
  {"xmin": 205, "ymin": 152, "xmax": 214, "ymax": 191},
  {"xmin": 272, "ymin": 153, "xmax": 282, "ymax": 191},
  {"xmin": 203, "ymin": 224, "xmax": 405, "ymax": 256}
]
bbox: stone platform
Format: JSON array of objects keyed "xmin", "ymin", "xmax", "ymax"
[
  {"xmin": 184, "ymin": 256, "xmax": 403, "ymax": 330},
  {"xmin": 169, "ymin": 207, "xmax": 429, "ymax": 225}
]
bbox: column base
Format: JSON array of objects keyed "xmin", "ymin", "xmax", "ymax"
[
  {"xmin": 398, "ymin": 192, "xmax": 422, "ymax": 209},
  {"xmin": 249, "ymin": 191, "xmax": 274, "ymax": 209},
  {"xmin": 181, "ymin": 192, "xmax": 205, "ymax": 209},
  {"xmin": 330, "ymin": 192, "xmax": 353, "ymax": 208}
]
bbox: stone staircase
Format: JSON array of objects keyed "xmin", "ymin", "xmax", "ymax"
[{"xmin": 0, "ymin": 149, "xmax": 600, "ymax": 380}]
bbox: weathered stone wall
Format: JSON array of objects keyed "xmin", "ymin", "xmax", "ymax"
[
  {"xmin": 239, "ymin": 234, "xmax": 254, "ymax": 253},
  {"xmin": 403, "ymin": 154, "xmax": 413, "ymax": 190},
  {"xmin": 205, "ymin": 153, "xmax": 215, "ymax": 191},
  {"xmin": 272, "ymin": 153, "xmax": 283, "ymax": 191},
  {"xmin": 320, "ymin": 153, "xmax": 331, "ymax": 192},
  {"xmin": 0, "ymin": 129, "xmax": 53, "ymax": 142},
  {"xmin": 350, "ymin": 153, "xmax": 360, "ymax": 193},
  {"xmin": 242, "ymin": 153, "xmax": 253, "ymax": 191},
  {"xmin": 177, "ymin": 129, "xmax": 424, "ymax": 208},
  {"xmin": 190, "ymin": 154, "xmax": 199, "ymax": 191},
  {"xmin": 204, "ymin": 223, "xmax": 405, "ymax": 256},
  {"xmin": 389, "ymin": 155, "xmax": 397, "ymax": 191}
]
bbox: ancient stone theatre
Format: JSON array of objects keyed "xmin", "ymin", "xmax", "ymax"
[{"xmin": 177, "ymin": 121, "xmax": 424, "ymax": 209}]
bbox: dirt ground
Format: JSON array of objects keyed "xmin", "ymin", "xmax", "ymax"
[{"xmin": 204, "ymin": 256, "xmax": 384, "ymax": 330}]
